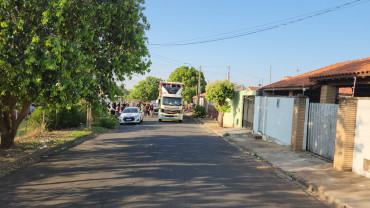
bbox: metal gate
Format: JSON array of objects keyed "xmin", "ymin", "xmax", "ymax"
[
  {"xmin": 242, "ymin": 96, "xmax": 255, "ymax": 129},
  {"xmin": 307, "ymin": 103, "xmax": 338, "ymax": 160}
]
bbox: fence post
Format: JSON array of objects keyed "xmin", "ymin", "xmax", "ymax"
[
  {"xmin": 333, "ymin": 98, "xmax": 358, "ymax": 171},
  {"xmin": 290, "ymin": 97, "xmax": 307, "ymax": 151}
]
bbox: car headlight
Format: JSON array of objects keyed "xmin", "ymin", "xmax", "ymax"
[{"xmin": 135, "ymin": 115, "xmax": 140, "ymax": 118}]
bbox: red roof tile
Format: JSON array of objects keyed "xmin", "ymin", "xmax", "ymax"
[
  {"xmin": 263, "ymin": 57, "xmax": 370, "ymax": 89},
  {"xmin": 192, "ymin": 93, "xmax": 206, "ymax": 99},
  {"xmin": 310, "ymin": 57, "xmax": 370, "ymax": 79},
  {"xmin": 248, "ymin": 87, "xmax": 261, "ymax": 91}
]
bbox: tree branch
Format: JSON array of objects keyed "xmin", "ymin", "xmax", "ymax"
[{"xmin": 15, "ymin": 100, "xmax": 31, "ymax": 129}]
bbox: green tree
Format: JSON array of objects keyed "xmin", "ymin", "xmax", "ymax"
[
  {"xmin": 168, "ymin": 66, "xmax": 207, "ymax": 103},
  {"xmin": 206, "ymin": 80, "xmax": 235, "ymax": 127},
  {"xmin": 117, "ymin": 84, "xmax": 131, "ymax": 102},
  {"xmin": 0, "ymin": 0, "xmax": 150, "ymax": 148},
  {"xmin": 130, "ymin": 76, "xmax": 162, "ymax": 102}
]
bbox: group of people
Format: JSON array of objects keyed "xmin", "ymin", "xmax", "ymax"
[
  {"xmin": 108, "ymin": 102, "xmax": 129, "ymax": 117},
  {"xmin": 139, "ymin": 103, "xmax": 155, "ymax": 117},
  {"xmin": 108, "ymin": 102, "xmax": 155, "ymax": 117},
  {"xmin": 184, "ymin": 103, "xmax": 193, "ymax": 113}
]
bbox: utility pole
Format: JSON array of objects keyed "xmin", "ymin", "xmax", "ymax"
[
  {"xmin": 262, "ymin": 78, "xmax": 264, "ymax": 87},
  {"xmin": 197, "ymin": 66, "xmax": 201, "ymax": 105},
  {"xmin": 227, "ymin": 66, "xmax": 230, "ymax": 81}
]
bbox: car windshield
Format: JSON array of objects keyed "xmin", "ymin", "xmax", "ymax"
[
  {"xmin": 123, "ymin": 108, "xmax": 138, "ymax": 113},
  {"xmin": 162, "ymin": 97, "xmax": 182, "ymax": 106}
]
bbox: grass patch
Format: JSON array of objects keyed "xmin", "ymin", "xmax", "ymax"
[
  {"xmin": 14, "ymin": 129, "xmax": 91, "ymax": 151},
  {"xmin": 67, "ymin": 130, "xmax": 91, "ymax": 138},
  {"xmin": 11, "ymin": 126, "xmax": 107, "ymax": 151},
  {"xmin": 223, "ymin": 133, "xmax": 230, "ymax": 137},
  {"xmin": 15, "ymin": 120, "xmax": 27, "ymax": 137},
  {"xmin": 91, "ymin": 126, "xmax": 109, "ymax": 134}
]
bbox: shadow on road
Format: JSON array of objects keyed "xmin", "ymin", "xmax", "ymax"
[{"xmin": 0, "ymin": 116, "xmax": 329, "ymax": 207}]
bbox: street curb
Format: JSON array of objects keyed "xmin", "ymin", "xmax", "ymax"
[
  {"xmin": 192, "ymin": 117, "xmax": 349, "ymax": 208},
  {"xmin": 0, "ymin": 132, "xmax": 99, "ymax": 178},
  {"xmin": 192, "ymin": 118, "xmax": 223, "ymax": 137}
]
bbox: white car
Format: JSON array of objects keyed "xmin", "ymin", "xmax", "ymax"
[{"xmin": 119, "ymin": 107, "xmax": 143, "ymax": 125}]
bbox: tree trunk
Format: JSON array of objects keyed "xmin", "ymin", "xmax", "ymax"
[
  {"xmin": 86, "ymin": 104, "xmax": 92, "ymax": 130},
  {"xmin": 218, "ymin": 111, "xmax": 224, "ymax": 127},
  {"xmin": 1, "ymin": 132, "xmax": 16, "ymax": 148},
  {"xmin": 0, "ymin": 94, "xmax": 31, "ymax": 149}
]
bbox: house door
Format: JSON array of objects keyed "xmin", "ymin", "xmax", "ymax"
[
  {"xmin": 242, "ymin": 96, "xmax": 255, "ymax": 129},
  {"xmin": 307, "ymin": 103, "xmax": 338, "ymax": 160}
]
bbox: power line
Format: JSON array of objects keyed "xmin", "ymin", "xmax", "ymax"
[
  {"xmin": 151, "ymin": 52, "xmax": 227, "ymax": 68},
  {"xmin": 149, "ymin": 0, "xmax": 368, "ymax": 46},
  {"xmin": 150, "ymin": 52, "xmax": 265, "ymax": 81}
]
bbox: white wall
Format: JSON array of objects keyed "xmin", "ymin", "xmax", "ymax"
[
  {"xmin": 253, "ymin": 96, "xmax": 294, "ymax": 146},
  {"xmin": 253, "ymin": 96, "xmax": 261, "ymax": 133},
  {"xmin": 353, "ymin": 99, "xmax": 370, "ymax": 178}
]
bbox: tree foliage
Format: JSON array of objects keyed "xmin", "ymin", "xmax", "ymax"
[
  {"xmin": 130, "ymin": 76, "xmax": 162, "ymax": 102},
  {"xmin": 0, "ymin": 0, "xmax": 150, "ymax": 148},
  {"xmin": 206, "ymin": 80, "xmax": 235, "ymax": 127},
  {"xmin": 117, "ymin": 84, "xmax": 131, "ymax": 101},
  {"xmin": 168, "ymin": 66, "xmax": 207, "ymax": 103}
]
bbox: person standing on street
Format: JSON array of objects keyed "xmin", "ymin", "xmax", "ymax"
[
  {"xmin": 145, "ymin": 103, "xmax": 150, "ymax": 117},
  {"xmin": 149, "ymin": 104, "xmax": 154, "ymax": 117},
  {"xmin": 141, "ymin": 103, "xmax": 145, "ymax": 113}
]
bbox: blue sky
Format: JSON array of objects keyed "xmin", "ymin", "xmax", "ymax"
[{"xmin": 123, "ymin": 0, "xmax": 370, "ymax": 89}]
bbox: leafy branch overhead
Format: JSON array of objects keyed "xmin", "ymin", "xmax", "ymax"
[{"xmin": 0, "ymin": 0, "xmax": 151, "ymax": 148}]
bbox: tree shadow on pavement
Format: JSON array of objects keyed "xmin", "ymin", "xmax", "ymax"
[{"xmin": 0, "ymin": 116, "xmax": 330, "ymax": 208}]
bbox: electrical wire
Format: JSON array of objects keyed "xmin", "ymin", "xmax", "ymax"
[{"xmin": 149, "ymin": 0, "xmax": 369, "ymax": 46}]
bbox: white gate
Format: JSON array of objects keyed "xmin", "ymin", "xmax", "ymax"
[
  {"xmin": 307, "ymin": 103, "xmax": 338, "ymax": 160},
  {"xmin": 258, "ymin": 97, "xmax": 266, "ymax": 133}
]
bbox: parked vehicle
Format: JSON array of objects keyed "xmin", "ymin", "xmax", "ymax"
[{"xmin": 119, "ymin": 107, "xmax": 143, "ymax": 125}]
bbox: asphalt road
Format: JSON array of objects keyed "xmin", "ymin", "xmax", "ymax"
[{"xmin": 0, "ymin": 115, "xmax": 329, "ymax": 207}]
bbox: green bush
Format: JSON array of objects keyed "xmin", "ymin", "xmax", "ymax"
[
  {"xmin": 56, "ymin": 106, "xmax": 87, "ymax": 129},
  {"xmin": 27, "ymin": 102, "xmax": 116, "ymax": 131},
  {"xmin": 94, "ymin": 115, "xmax": 118, "ymax": 129},
  {"xmin": 192, "ymin": 105, "xmax": 207, "ymax": 118},
  {"xmin": 28, "ymin": 104, "xmax": 87, "ymax": 130},
  {"xmin": 27, "ymin": 106, "xmax": 55, "ymax": 131}
]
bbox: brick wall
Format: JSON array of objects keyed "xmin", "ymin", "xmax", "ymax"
[
  {"xmin": 320, "ymin": 85, "xmax": 337, "ymax": 104},
  {"xmin": 290, "ymin": 97, "xmax": 307, "ymax": 151},
  {"xmin": 333, "ymin": 98, "xmax": 358, "ymax": 171}
]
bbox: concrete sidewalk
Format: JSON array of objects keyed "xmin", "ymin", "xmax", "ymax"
[{"xmin": 196, "ymin": 118, "xmax": 370, "ymax": 208}]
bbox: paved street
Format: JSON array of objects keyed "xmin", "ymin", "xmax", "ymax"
[{"xmin": 0, "ymin": 116, "xmax": 329, "ymax": 207}]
